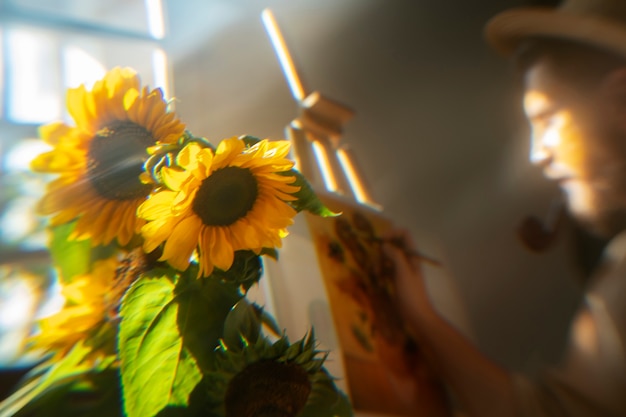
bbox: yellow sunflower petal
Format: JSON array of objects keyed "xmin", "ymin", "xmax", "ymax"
[
  {"xmin": 209, "ymin": 227, "xmax": 234, "ymax": 271},
  {"xmin": 142, "ymin": 217, "xmax": 177, "ymax": 253},
  {"xmin": 266, "ymin": 140, "xmax": 292, "ymax": 159},
  {"xmin": 241, "ymin": 141, "xmax": 265, "ymax": 156},
  {"xmin": 31, "ymin": 149, "xmax": 85, "ymax": 173},
  {"xmin": 38, "ymin": 122, "xmax": 73, "ymax": 146},
  {"xmin": 102, "ymin": 203, "xmax": 127, "ymax": 245},
  {"xmin": 212, "ymin": 137, "xmax": 245, "ymax": 168},
  {"xmin": 140, "ymin": 90, "xmax": 168, "ymax": 131},
  {"xmin": 123, "ymin": 88, "xmax": 140, "ymax": 114},
  {"xmin": 199, "ymin": 227, "xmax": 216, "ymax": 277},
  {"xmin": 33, "ymin": 67, "xmax": 185, "ymax": 247},
  {"xmin": 139, "ymin": 135, "xmax": 300, "ymax": 277},
  {"xmin": 37, "ymin": 178, "xmax": 93, "ymax": 215},
  {"xmin": 171, "ymin": 184, "xmax": 199, "ymax": 212},
  {"xmin": 72, "ymin": 204, "xmax": 109, "ymax": 242},
  {"xmin": 137, "ymin": 190, "xmax": 176, "ymax": 220},
  {"xmin": 160, "ymin": 215, "xmax": 202, "ymax": 270},
  {"xmin": 233, "ymin": 219, "xmax": 263, "ymax": 249},
  {"xmin": 107, "ymin": 67, "xmax": 140, "ymax": 104},
  {"xmin": 122, "ymin": 200, "xmax": 143, "ymax": 239},
  {"xmin": 176, "ymin": 142, "xmax": 203, "ymax": 171},
  {"xmin": 31, "ymin": 256, "xmax": 123, "ymax": 360},
  {"xmin": 66, "ymin": 85, "xmax": 94, "ymax": 132},
  {"xmin": 196, "ymin": 147, "xmax": 215, "ymax": 178},
  {"xmin": 152, "ymin": 114, "xmax": 185, "ymax": 144},
  {"xmin": 162, "ymin": 167, "xmax": 191, "ymax": 191}
]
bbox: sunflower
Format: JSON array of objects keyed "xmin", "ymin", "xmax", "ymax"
[
  {"xmin": 31, "ymin": 253, "xmax": 140, "ymax": 361},
  {"xmin": 31, "ymin": 67, "xmax": 185, "ymax": 246},
  {"xmin": 138, "ymin": 137, "xmax": 300, "ymax": 277},
  {"xmin": 204, "ymin": 333, "xmax": 352, "ymax": 417}
]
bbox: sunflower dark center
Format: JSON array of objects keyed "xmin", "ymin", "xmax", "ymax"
[
  {"xmin": 224, "ymin": 360, "xmax": 311, "ymax": 417},
  {"xmin": 192, "ymin": 166, "xmax": 258, "ymax": 226},
  {"xmin": 87, "ymin": 121, "xmax": 154, "ymax": 201}
]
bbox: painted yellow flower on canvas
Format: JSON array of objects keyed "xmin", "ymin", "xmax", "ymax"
[
  {"xmin": 31, "ymin": 67, "xmax": 185, "ymax": 246},
  {"xmin": 138, "ymin": 137, "xmax": 300, "ymax": 277}
]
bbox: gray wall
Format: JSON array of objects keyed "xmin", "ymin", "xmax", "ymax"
[{"xmin": 166, "ymin": 0, "xmax": 584, "ymax": 374}]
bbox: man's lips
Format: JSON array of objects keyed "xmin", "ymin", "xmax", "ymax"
[
  {"xmin": 554, "ymin": 177, "xmax": 573, "ymax": 185},
  {"xmin": 543, "ymin": 165, "xmax": 574, "ymax": 184}
]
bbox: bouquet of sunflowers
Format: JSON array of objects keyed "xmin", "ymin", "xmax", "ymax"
[{"xmin": 0, "ymin": 68, "xmax": 353, "ymax": 417}]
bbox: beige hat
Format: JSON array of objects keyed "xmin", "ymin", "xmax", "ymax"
[{"xmin": 485, "ymin": 0, "xmax": 626, "ymax": 58}]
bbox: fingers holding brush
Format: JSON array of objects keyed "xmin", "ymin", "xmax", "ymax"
[{"xmin": 380, "ymin": 229, "xmax": 441, "ymax": 267}]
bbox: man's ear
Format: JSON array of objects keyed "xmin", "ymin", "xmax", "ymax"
[{"xmin": 599, "ymin": 67, "xmax": 626, "ymax": 130}]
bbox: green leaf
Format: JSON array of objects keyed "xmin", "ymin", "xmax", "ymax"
[
  {"xmin": 168, "ymin": 348, "xmax": 201, "ymax": 406},
  {"xmin": 279, "ymin": 170, "xmax": 339, "ymax": 217},
  {"xmin": 260, "ymin": 247, "xmax": 279, "ymax": 261},
  {"xmin": 176, "ymin": 273, "xmax": 243, "ymax": 371},
  {"xmin": 298, "ymin": 370, "xmax": 353, "ymax": 417},
  {"xmin": 181, "ymin": 131, "xmax": 214, "ymax": 151},
  {"xmin": 49, "ymin": 222, "xmax": 92, "ymax": 281},
  {"xmin": 255, "ymin": 304, "xmax": 282, "ymax": 337},
  {"xmin": 15, "ymin": 368, "xmax": 123, "ymax": 417},
  {"xmin": 209, "ymin": 251, "xmax": 263, "ymax": 293},
  {"xmin": 222, "ymin": 299, "xmax": 261, "ymax": 351},
  {"xmin": 0, "ymin": 341, "xmax": 95, "ymax": 417},
  {"xmin": 48, "ymin": 221, "xmax": 118, "ymax": 282},
  {"xmin": 239, "ymin": 135, "xmax": 262, "ymax": 148},
  {"xmin": 118, "ymin": 272, "xmax": 202, "ymax": 417}
]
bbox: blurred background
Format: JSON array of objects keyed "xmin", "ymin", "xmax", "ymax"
[{"xmin": 0, "ymin": 0, "xmax": 588, "ymax": 397}]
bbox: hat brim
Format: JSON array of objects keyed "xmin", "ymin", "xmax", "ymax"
[{"xmin": 485, "ymin": 7, "xmax": 626, "ymax": 58}]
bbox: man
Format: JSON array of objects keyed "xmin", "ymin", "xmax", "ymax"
[{"xmin": 385, "ymin": 1, "xmax": 626, "ymax": 416}]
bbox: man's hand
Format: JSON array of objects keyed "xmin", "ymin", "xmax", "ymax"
[
  {"xmin": 381, "ymin": 228, "xmax": 516, "ymax": 417},
  {"xmin": 381, "ymin": 229, "xmax": 437, "ymax": 328}
]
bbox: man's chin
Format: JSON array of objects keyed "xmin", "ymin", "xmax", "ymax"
[{"xmin": 570, "ymin": 205, "xmax": 626, "ymax": 239}]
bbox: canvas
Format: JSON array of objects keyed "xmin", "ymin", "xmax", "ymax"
[{"xmin": 305, "ymin": 194, "xmax": 451, "ymax": 417}]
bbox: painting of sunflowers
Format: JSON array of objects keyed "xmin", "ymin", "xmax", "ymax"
[
  {"xmin": 0, "ymin": 68, "xmax": 353, "ymax": 417},
  {"xmin": 305, "ymin": 195, "xmax": 450, "ymax": 416}
]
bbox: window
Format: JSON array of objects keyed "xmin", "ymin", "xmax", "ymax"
[{"xmin": 0, "ymin": 0, "xmax": 170, "ymax": 365}]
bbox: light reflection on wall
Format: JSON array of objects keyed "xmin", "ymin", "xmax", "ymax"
[
  {"xmin": 337, "ymin": 147, "xmax": 380, "ymax": 210},
  {"xmin": 312, "ymin": 139, "xmax": 339, "ymax": 192}
]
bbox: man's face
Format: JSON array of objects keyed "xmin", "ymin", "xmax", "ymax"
[{"xmin": 524, "ymin": 60, "xmax": 626, "ymax": 237}]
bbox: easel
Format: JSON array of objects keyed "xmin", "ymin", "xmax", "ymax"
[{"xmin": 261, "ymin": 9, "xmax": 381, "ymax": 210}]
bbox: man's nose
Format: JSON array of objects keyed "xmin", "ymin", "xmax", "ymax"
[{"xmin": 529, "ymin": 128, "xmax": 557, "ymax": 167}]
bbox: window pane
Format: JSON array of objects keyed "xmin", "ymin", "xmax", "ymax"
[
  {"xmin": 0, "ymin": 131, "xmax": 50, "ymax": 252},
  {"xmin": 4, "ymin": 24, "xmax": 170, "ymax": 125},
  {"xmin": 0, "ymin": 0, "xmax": 171, "ymax": 369},
  {"xmin": 5, "ymin": 0, "xmax": 161, "ymax": 37},
  {"xmin": 0, "ymin": 28, "xmax": 4, "ymax": 119},
  {"xmin": 6, "ymin": 26, "xmax": 63, "ymax": 123}
]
